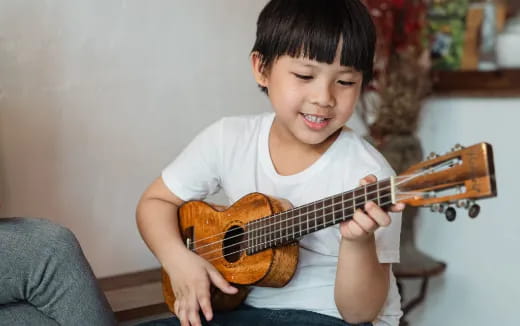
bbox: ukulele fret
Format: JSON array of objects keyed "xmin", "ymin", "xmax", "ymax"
[
  {"xmin": 332, "ymin": 196, "xmax": 336, "ymax": 224},
  {"xmin": 323, "ymin": 198, "xmax": 332, "ymax": 228},
  {"xmin": 377, "ymin": 181, "xmax": 380, "ymax": 206},
  {"xmin": 332, "ymin": 195, "xmax": 343, "ymax": 225},
  {"xmin": 305, "ymin": 206, "xmax": 309, "ymax": 234},
  {"xmin": 291, "ymin": 210, "xmax": 297, "ymax": 240},
  {"xmin": 252, "ymin": 219, "xmax": 257, "ymax": 252},
  {"xmin": 322, "ymin": 201, "xmax": 326, "ymax": 228},
  {"xmin": 270, "ymin": 214, "xmax": 274, "ymax": 248},
  {"xmin": 274, "ymin": 213, "xmax": 279, "ymax": 246}
]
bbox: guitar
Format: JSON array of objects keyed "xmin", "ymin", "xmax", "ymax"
[{"xmin": 162, "ymin": 142, "xmax": 497, "ymax": 313}]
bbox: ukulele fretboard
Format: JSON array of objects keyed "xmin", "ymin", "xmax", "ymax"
[{"xmin": 245, "ymin": 178, "xmax": 393, "ymax": 255}]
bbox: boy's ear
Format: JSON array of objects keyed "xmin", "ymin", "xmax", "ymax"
[{"xmin": 250, "ymin": 52, "xmax": 268, "ymax": 88}]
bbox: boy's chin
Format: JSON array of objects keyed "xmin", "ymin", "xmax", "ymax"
[{"xmin": 296, "ymin": 131, "xmax": 338, "ymax": 147}]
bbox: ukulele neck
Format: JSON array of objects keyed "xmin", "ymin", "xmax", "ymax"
[{"xmin": 246, "ymin": 177, "xmax": 395, "ymax": 255}]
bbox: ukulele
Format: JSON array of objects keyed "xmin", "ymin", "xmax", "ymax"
[{"xmin": 162, "ymin": 142, "xmax": 497, "ymax": 313}]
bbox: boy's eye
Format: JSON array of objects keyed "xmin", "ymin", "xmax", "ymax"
[
  {"xmin": 293, "ymin": 73, "xmax": 313, "ymax": 80},
  {"xmin": 338, "ymin": 80, "xmax": 356, "ymax": 86}
]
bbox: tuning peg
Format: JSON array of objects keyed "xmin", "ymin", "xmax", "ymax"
[
  {"xmin": 451, "ymin": 144, "xmax": 465, "ymax": 152},
  {"xmin": 468, "ymin": 204, "xmax": 480, "ymax": 218},
  {"xmin": 427, "ymin": 152, "xmax": 439, "ymax": 160},
  {"xmin": 445, "ymin": 207, "xmax": 456, "ymax": 222},
  {"xmin": 456, "ymin": 199, "xmax": 469, "ymax": 209},
  {"xmin": 430, "ymin": 203, "xmax": 445, "ymax": 213}
]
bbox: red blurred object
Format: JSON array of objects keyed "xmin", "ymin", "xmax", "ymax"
[{"xmin": 363, "ymin": 0, "xmax": 428, "ymax": 90}]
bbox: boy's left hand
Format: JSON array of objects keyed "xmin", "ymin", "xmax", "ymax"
[{"xmin": 339, "ymin": 174, "xmax": 405, "ymax": 242}]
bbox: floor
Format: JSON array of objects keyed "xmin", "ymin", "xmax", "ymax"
[{"xmin": 99, "ymin": 269, "xmax": 173, "ymax": 325}]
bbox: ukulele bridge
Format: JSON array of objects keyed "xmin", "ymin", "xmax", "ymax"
[{"xmin": 183, "ymin": 226, "xmax": 194, "ymax": 251}]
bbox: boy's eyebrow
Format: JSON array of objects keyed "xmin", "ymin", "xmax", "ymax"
[
  {"xmin": 294, "ymin": 61, "xmax": 355, "ymax": 73},
  {"xmin": 338, "ymin": 67, "xmax": 355, "ymax": 73}
]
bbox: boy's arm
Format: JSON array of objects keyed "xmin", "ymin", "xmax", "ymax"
[
  {"xmin": 334, "ymin": 174, "xmax": 402, "ymax": 323},
  {"xmin": 335, "ymin": 235, "xmax": 390, "ymax": 323},
  {"xmin": 136, "ymin": 177, "xmax": 186, "ymax": 269},
  {"xmin": 136, "ymin": 177, "xmax": 237, "ymax": 326}
]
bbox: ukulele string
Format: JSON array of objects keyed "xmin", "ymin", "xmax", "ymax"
[
  {"xmin": 189, "ymin": 159, "xmax": 446, "ymax": 248},
  {"xmin": 203, "ymin": 197, "xmax": 418, "ymax": 262},
  {"xmin": 197, "ymin": 191, "xmax": 422, "ymax": 261},
  {"xmin": 191, "ymin": 179, "xmax": 393, "ymax": 249},
  {"xmin": 193, "ymin": 181, "xmax": 394, "ymax": 253},
  {"xmin": 193, "ymin": 174, "xmax": 420, "ymax": 254}
]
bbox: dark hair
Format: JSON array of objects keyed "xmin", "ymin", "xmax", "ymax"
[{"xmin": 251, "ymin": 0, "xmax": 376, "ymax": 93}]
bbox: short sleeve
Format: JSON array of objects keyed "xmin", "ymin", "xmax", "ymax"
[
  {"xmin": 161, "ymin": 119, "xmax": 223, "ymax": 201},
  {"xmin": 373, "ymin": 167, "xmax": 402, "ymax": 263}
]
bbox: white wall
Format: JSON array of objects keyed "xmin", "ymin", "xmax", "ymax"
[
  {"xmin": 406, "ymin": 97, "xmax": 520, "ymax": 325},
  {"xmin": 0, "ymin": 1, "xmax": 518, "ymax": 325},
  {"xmin": 0, "ymin": 0, "xmax": 269, "ymax": 277}
]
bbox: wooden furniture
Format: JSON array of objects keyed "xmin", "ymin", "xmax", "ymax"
[
  {"xmin": 394, "ymin": 224, "xmax": 447, "ymax": 326},
  {"xmin": 99, "ymin": 269, "xmax": 168, "ymax": 322},
  {"xmin": 433, "ymin": 69, "xmax": 520, "ymax": 97}
]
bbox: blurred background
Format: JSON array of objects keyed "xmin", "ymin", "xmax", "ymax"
[{"xmin": 0, "ymin": 1, "xmax": 518, "ymax": 325}]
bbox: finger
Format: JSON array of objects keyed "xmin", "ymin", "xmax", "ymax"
[
  {"xmin": 207, "ymin": 267, "xmax": 238, "ymax": 294},
  {"xmin": 174, "ymin": 300, "xmax": 181, "ymax": 316},
  {"xmin": 350, "ymin": 219, "xmax": 368, "ymax": 237},
  {"xmin": 177, "ymin": 300, "xmax": 189, "ymax": 326},
  {"xmin": 390, "ymin": 202, "xmax": 406, "ymax": 212},
  {"xmin": 353, "ymin": 208, "xmax": 379, "ymax": 232},
  {"xmin": 197, "ymin": 290, "xmax": 213, "ymax": 321},
  {"xmin": 359, "ymin": 174, "xmax": 377, "ymax": 185},
  {"xmin": 364, "ymin": 201, "xmax": 391, "ymax": 227},
  {"xmin": 187, "ymin": 293, "xmax": 202, "ymax": 326},
  {"xmin": 341, "ymin": 219, "xmax": 367, "ymax": 238}
]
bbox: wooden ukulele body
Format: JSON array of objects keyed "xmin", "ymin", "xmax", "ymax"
[{"xmin": 162, "ymin": 193, "xmax": 299, "ymax": 313}]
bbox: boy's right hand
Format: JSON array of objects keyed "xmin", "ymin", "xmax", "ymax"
[{"xmin": 165, "ymin": 246, "xmax": 238, "ymax": 326}]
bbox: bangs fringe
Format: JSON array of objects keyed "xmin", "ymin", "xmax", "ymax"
[{"xmin": 252, "ymin": 0, "xmax": 375, "ymax": 85}]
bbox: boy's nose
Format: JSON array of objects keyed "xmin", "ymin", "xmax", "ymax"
[{"xmin": 309, "ymin": 83, "xmax": 335, "ymax": 108}]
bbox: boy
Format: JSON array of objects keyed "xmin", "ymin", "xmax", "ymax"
[{"xmin": 137, "ymin": 0, "xmax": 404, "ymax": 325}]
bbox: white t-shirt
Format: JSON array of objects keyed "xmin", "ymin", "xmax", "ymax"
[{"xmin": 162, "ymin": 112, "xmax": 403, "ymax": 325}]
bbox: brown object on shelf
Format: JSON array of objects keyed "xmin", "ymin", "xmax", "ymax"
[
  {"xmin": 461, "ymin": 1, "xmax": 508, "ymax": 71},
  {"xmin": 461, "ymin": 6, "xmax": 484, "ymax": 70},
  {"xmin": 433, "ymin": 69, "xmax": 520, "ymax": 96},
  {"xmin": 495, "ymin": 1, "xmax": 508, "ymax": 32}
]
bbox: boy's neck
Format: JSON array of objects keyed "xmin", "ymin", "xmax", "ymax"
[{"xmin": 268, "ymin": 119, "xmax": 342, "ymax": 176}]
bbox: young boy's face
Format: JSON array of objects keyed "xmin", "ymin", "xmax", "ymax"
[{"xmin": 252, "ymin": 46, "xmax": 363, "ymax": 148}]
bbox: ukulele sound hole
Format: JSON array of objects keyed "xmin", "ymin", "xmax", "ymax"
[{"xmin": 222, "ymin": 225, "xmax": 245, "ymax": 263}]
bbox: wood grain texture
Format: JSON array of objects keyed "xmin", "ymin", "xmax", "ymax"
[
  {"xmin": 255, "ymin": 196, "xmax": 299, "ymax": 287},
  {"xmin": 433, "ymin": 69, "xmax": 520, "ymax": 97},
  {"xmin": 162, "ymin": 193, "xmax": 299, "ymax": 313},
  {"xmin": 400, "ymin": 143, "xmax": 496, "ymax": 206}
]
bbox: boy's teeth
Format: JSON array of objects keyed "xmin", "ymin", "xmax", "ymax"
[{"xmin": 303, "ymin": 114, "xmax": 326, "ymax": 123}]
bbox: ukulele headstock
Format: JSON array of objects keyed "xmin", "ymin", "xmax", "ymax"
[{"xmin": 394, "ymin": 142, "xmax": 497, "ymax": 221}]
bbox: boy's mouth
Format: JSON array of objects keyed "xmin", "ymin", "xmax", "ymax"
[
  {"xmin": 302, "ymin": 113, "xmax": 328, "ymax": 123},
  {"xmin": 301, "ymin": 113, "xmax": 331, "ymax": 129}
]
